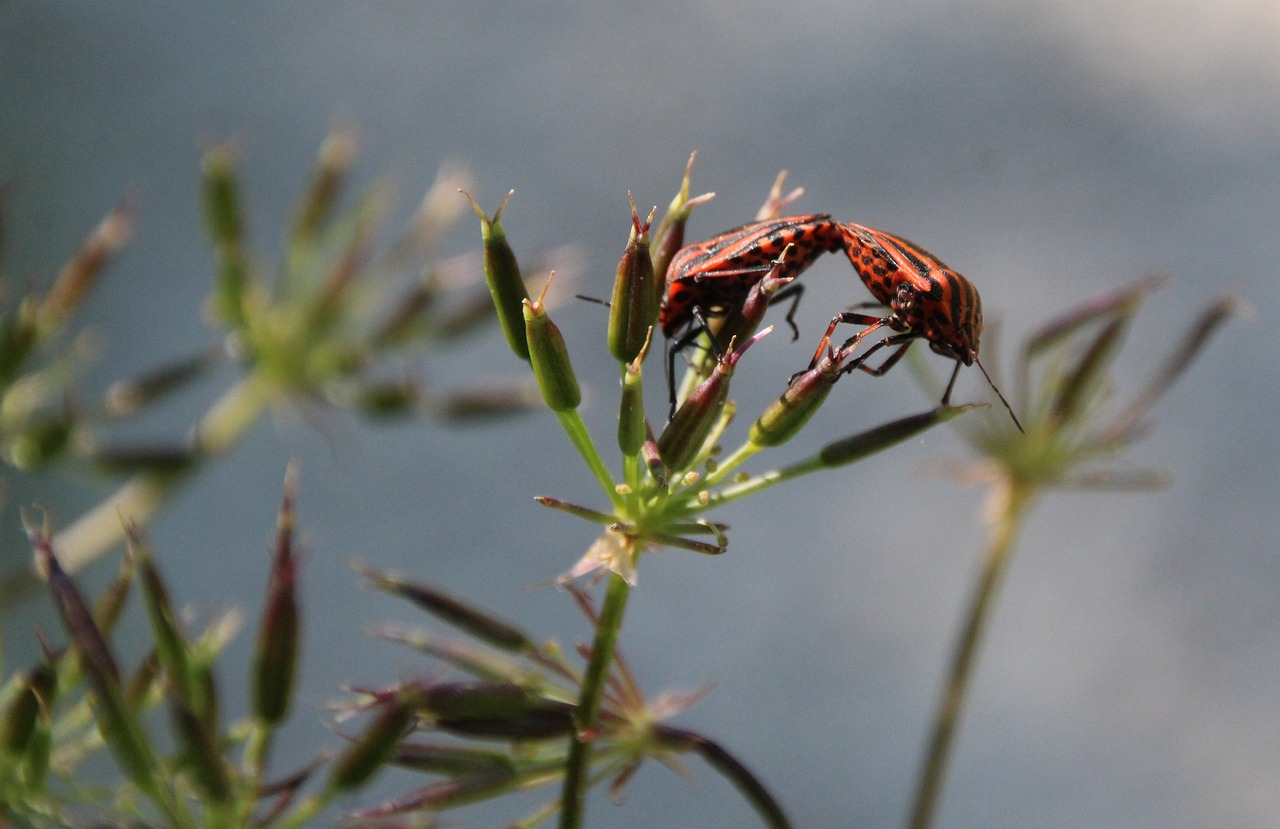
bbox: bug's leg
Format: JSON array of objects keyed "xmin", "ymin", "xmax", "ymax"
[
  {"xmin": 842, "ymin": 333, "xmax": 919, "ymax": 377},
  {"xmin": 769, "ymin": 282, "xmax": 805, "ymax": 341},
  {"xmin": 808, "ymin": 313, "xmax": 889, "ymax": 371},
  {"xmin": 940, "ymin": 359, "xmax": 963, "ymax": 405}
]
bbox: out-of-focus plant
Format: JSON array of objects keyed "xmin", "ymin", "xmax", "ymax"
[
  {"xmin": 899, "ymin": 275, "xmax": 1238, "ymax": 829},
  {"xmin": 0, "ymin": 132, "xmax": 554, "ymax": 601},
  {"xmin": 2, "ymin": 469, "xmax": 307, "ymax": 828},
  {"xmin": 0, "ymin": 140, "xmax": 1236, "ymax": 829}
]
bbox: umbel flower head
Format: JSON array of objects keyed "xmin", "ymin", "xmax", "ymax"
[{"xmin": 943, "ymin": 275, "xmax": 1239, "ymax": 506}]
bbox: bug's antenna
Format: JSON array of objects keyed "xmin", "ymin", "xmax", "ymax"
[{"xmin": 975, "ymin": 357, "xmax": 1024, "ymax": 433}]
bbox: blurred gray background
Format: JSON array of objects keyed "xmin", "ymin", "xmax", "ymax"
[{"xmin": 2, "ymin": 3, "xmax": 1277, "ymax": 827}]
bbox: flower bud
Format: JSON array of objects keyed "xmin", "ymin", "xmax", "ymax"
[
  {"xmin": 659, "ymin": 330, "xmax": 768, "ymax": 471},
  {"xmin": 416, "ymin": 680, "xmax": 532, "ymax": 720},
  {"xmin": 352, "ymin": 766, "xmax": 519, "ymax": 818},
  {"xmin": 607, "ymin": 197, "xmax": 658, "ymax": 364},
  {"xmin": 463, "ymin": 190, "xmax": 531, "ymax": 361},
  {"xmin": 523, "ymin": 280, "xmax": 581, "ymax": 412},
  {"xmin": 392, "ymin": 741, "xmax": 515, "ymax": 775}
]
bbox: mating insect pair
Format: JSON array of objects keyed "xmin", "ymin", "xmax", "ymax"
[{"xmin": 661, "ymin": 214, "xmax": 1023, "ymax": 432}]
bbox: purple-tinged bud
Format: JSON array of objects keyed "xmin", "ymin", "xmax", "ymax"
[
  {"xmin": 617, "ymin": 329, "xmax": 653, "ymax": 457},
  {"xmin": 755, "ymin": 169, "xmax": 804, "ymax": 221},
  {"xmin": 252, "ymin": 465, "xmax": 301, "ymax": 726},
  {"xmin": 712, "ymin": 248, "xmax": 795, "ymax": 346},
  {"xmin": 659, "ymin": 329, "xmax": 769, "ymax": 472},
  {"xmin": 353, "ymin": 561, "xmax": 532, "ymax": 652},
  {"xmin": 462, "ymin": 189, "xmax": 531, "ymax": 361},
  {"xmin": 651, "ymin": 152, "xmax": 715, "ymax": 288},
  {"xmin": 608, "ymin": 196, "xmax": 658, "ymax": 364},
  {"xmin": 1050, "ymin": 314, "xmax": 1127, "ymax": 426},
  {"xmin": 523, "ymin": 276, "xmax": 581, "ymax": 412},
  {"xmin": 641, "ymin": 427, "xmax": 667, "ymax": 487},
  {"xmin": 24, "ymin": 510, "xmax": 158, "ymax": 791},
  {"xmin": 749, "ymin": 347, "xmax": 842, "ymax": 448},
  {"xmin": 818, "ymin": 405, "xmax": 976, "ymax": 468}
]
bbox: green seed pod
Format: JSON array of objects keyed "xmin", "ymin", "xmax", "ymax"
[
  {"xmin": 463, "ymin": 190, "xmax": 531, "ymax": 361},
  {"xmin": 817, "ymin": 405, "xmax": 974, "ymax": 468},
  {"xmin": 418, "ymin": 681, "xmax": 531, "ymax": 720},
  {"xmin": 607, "ymin": 197, "xmax": 658, "ymax": 364},
  {"xmin": 523, "ymin": 290, "xmax": 581, "ymax": 412},
  {"xmin": 749, "ymin": 353, "xmax": 841, "ymax": 448},
  {"xmin": 617, "ymin": 334, "xmax": 651, "ymax": 457}
]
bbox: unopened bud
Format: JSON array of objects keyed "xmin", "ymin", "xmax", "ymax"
[
  {"xmin": 463, "ymin": 190, "xmax": 531, "ymax": 361},
  {"xmin": 651, "ymin": 152, "xmax": 715, "ymax": 287},
  {"xmin": 658, "ymin": 329, "xmax": 768, "ymax": 471},
  {"xmin": 252, "ymin": 466, "xmax": 301, "ymax": 725},
  {"xmin": 2, "ymin": 660, "xmax": 56, "ymax": 758},
  {"xmin": 607, "ymin": 196, "xmax": 658, "ymax": 364},
  {"xmin": 523, "ymin": 278, "xmax": 581, "ymax": 412}
]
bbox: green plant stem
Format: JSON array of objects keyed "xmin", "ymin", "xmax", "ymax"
[
  {"xmin": 1, "ymin": 374, "xmax": 272, "ymax": 604},
  {"xmin": 906, "ymin": 480, "xmax": 1033, "ymax": 829},
  {"xmin": 555, "ymin": 410, "xmax": 620, "ymax": 506},
  {"xmin": 558, "ymin": 571, "xmax": 631, "ymax": 829}
]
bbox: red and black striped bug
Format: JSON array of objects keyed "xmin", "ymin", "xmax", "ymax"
[
  {"xmin": 807, "ymin": 222, "xmax": 1023, "ymax": 431},
  {"xmin": 659, "ymin": 213, "xmax": 1022, "ymax": 430}
]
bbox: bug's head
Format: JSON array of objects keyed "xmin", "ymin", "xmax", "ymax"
[{"xmin": 919, "ymin": 274, "xmax": 982, "ymax": 366}]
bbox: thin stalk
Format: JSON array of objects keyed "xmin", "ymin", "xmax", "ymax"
[
  {"xmin": 558, "ymin": 572, "xmax": 631, "ymax": 829},
  {"xmin": 555, "ymin": 410, "xmax": 620, "ymax": 506},
  {"xmin": 906, "ymin": 481, "xmax": 1033, "ymax": 829},
  {"xmin": 1, "ymin": 374, "xmax": 271, "ymax": 603}
]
